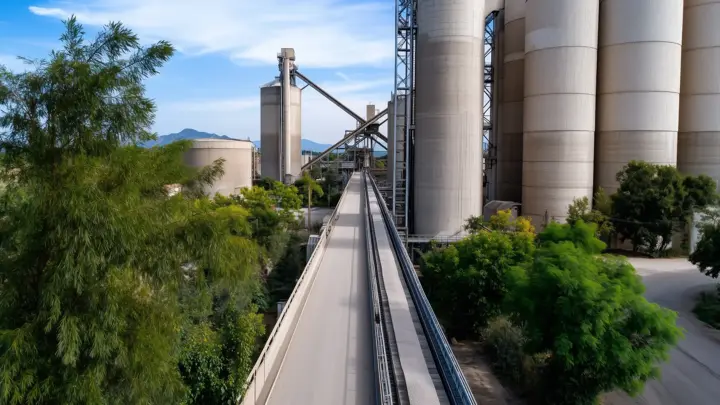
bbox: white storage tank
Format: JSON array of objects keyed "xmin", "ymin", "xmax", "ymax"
[
  {"xmin": 414, "ymin": 0, "xmax": 485, "ymax": 236},
  {"xmin": 595, "ymin": 0, "xmax": 683, "ymax": 194},
  {"xmin": 679, "ymin": 0, "xmax": 720, "ymax": 190},
  {"xmin": 522, "ymin": 0, "xmax": 600, "ymax": 228},
  {"xmin": 260, "ymin": 79, "xmax": 302, "ymax": 181},
  {"xmin": 498, "ymin": 0, "xmax": 526, "ymax": 203},
  {"xmin": 184, "ymin": 138, "xmax": 254, "ymax": 196}
]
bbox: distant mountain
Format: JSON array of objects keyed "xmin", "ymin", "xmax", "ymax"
[
  {"xmin": 147, "ymin": 128, "xmax": 384, "ymax": 156},
  {"xmin": 251, "ymin": 139, "xmax": 332, "ymax": 153},
  {"xmin": 143, "ymin": 128, "xmax": 237, "ymax": 147}
]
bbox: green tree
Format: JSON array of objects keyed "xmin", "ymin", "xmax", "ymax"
[
  {"xmin": 421, "ymin": 212, "xmax": 535, "ymax": 338},
  {"xmin": 321, "ymin": 167, "xmax": 343, "ymax": 206},
  {"xmin": 255, "ymin": 176, "xmax": 276, "ymax": 190},
  {"xmin": 266, "ymin": 233, "xmax": 307, "ymax": 304},
  {"xmin": 567, "ymin": 188, "xmax": 613, "ymax": 238},
  {"xmin": 507, "ymin": 221, "xmax": 682, "ymax": 405},
  {"xmin": 612, "ymin": 161, "xmax": 716, "ymax": 254},
  {"xmin": 294, "ymin": 172, "xmax": 323, "ymax": 206},
  {"xmin": 0, "ymin": 18, "xmax": 264, "ymax": 404},
  {"xmin": 690, "ymin": 208, "xmax": 720, "ymax": 279},
  {"xmin": 230, "ymin": 186, "xmax": 299, "ymax": 265}
]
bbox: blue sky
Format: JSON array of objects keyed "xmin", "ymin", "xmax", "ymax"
[{"xmin": 0, "ymin": 0, "xmax": 396, "ymax": 143}]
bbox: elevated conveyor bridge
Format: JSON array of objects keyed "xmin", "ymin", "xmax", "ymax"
[{"xmin": 240, "ymin": 172, "xmax": 476, "ymax": 405}]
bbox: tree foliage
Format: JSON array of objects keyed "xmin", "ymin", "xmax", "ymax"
[
  {"xmin": 294, "ymin": 172, "xmax": 323, "ymax": 206},
  {"xmin": 690, "ymin": 208, "xmax": 720, "ymax": 279},
  {"xmin": 567, "ymin": 188, "xmax": 614, "ymax": 238},
  {"xmin": 421, "ymin": 211, "xmax": 535, "ymax": 338},
  {"xmin": 0, "ymin": 18, "xmax": 267, "ymax": 404},
  {"xmin": 506, "ymin": 221, "xmax": 682, "ymax": 404},
  {"xmin": 612, "ymin": 161, "xmax": 716, "ymax": 254}
]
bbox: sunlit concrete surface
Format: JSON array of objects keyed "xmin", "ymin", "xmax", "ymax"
[{"xmin": 264, "ymin": 173, "xmax": 374, "ymax": 405}]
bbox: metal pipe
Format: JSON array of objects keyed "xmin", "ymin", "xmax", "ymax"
[
  {"xmin": 301, "ymin": 109, "xmax": 388, "ymax": 171},
  {"xmin": 404, "ymin": 0, "xmax": 417, "ymax": 234},
  {"xmin": 294, "ymin": 70, "xmax": 366, "ymax": 124},
  {"xmin": 281, "ymin": 55, "xmax": 291, "ymax": 181}
]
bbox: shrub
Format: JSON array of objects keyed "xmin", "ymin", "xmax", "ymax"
[{"xmin": 482, "ymin": 316, "xmax": 526, "ymax": 383}]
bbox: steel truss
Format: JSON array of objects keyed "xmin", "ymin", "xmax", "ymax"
[
  {"xmin": 392, "ymin": 0, "xmax": 416, "ymax": 236},
  {"xmin": 483, "ymin": 11, "xmax": 499, "ymax": 203}
]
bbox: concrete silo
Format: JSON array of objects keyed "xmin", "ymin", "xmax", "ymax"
[
  {"xmin": 679, "ymin": 0, "xmax": 720, "ymax": 190},
  {"xmin": 522, "ymin": 0, "xmax": 599, "ymax": 227},
  {"xmin": 184, "ymin": 138, "xmax": 254, "ymax": 196},
  {"xmin": 595, "ymin": 0, "xmax": 683, "ymax": 194},
  {"xmin": 414, "ymin": 0, "xmax": 485, "ymax": 236},
  {"xmin": 259, "ymin": 78, "xmax": 302, "ymax": 182},
  {"xmin": 497, "ymin": 0, "xmax": 525, "ymax": 203}
]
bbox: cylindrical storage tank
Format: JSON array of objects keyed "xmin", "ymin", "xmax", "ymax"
[
  {"xmin": 184, "ymin": 138, "xmax": 254, "ymax": 196},
  {"xmin": 288, "ymin": 85, "xmax": 302, "ymax": 177},
  {"xmin": 497, "ymin": 0, "xmax": 525, "ymax": 203},
  {"xmin": 260, "ymin": 80, "xmax": 302, "ymax": 181},
  {"xmin": 260, "ymin": 80, "xmax": 281, "ymax": 181},
  {"xmin": 523, "ymin": 0, "xmax": 599, "ymax": 228},
  {"xmin": 679, "ymin": 0, "xmax": 720, "ymax": 190},
  {"xmin": 595, "ymin": 0, "xmax": 683, "ymax": 195},
  {"xmin": 366, "ymin": 104, "xmax": 376, "ymax": 120},
  {"xmin": 414, "ymin": 0, "xmax": 485, "ymax": 236}
]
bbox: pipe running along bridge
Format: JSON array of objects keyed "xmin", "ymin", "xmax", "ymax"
[{"xmin": 240, "ymin": 172, "xmax": 476, "ymax": 405}]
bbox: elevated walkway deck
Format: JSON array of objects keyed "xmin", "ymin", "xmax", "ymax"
[{"xmin": 265, "ymin": 173, "xmax": 375, "ymax": 404}]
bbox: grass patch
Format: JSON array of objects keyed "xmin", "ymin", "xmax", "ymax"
[{"xmin": 693, "ymin": 286, "xmax": 720, "ymax": 329}]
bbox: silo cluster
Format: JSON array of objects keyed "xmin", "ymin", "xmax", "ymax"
[
  {"xmin": 482, "ymin": 0, "xmax": 719, "ymax": 229},
  {"xmin": 399, "ymin": 0, "xmax": 720, "ymax": 235}
]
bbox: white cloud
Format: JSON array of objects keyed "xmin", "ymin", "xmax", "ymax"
[
  {"xmin": 0, "ymin": 54, "xmax": 32, "ymax": 72},
  {"xmin": 28, "ymin": 0, "xmax": 396, "ymax": 146},
  {"xmin": 153, "ymin": 75, "xmax": 393, "ymax": 145},
  {"xmin": 28, "ymin": 0, "xmax": 395, "ymax": 69}
]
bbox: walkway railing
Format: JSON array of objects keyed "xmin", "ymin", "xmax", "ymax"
[{"xmin": 238, "ymin": 177, "xmax": 354, "ymax": 405}]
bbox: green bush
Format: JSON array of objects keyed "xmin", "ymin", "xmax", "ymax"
[
  {"xmin": 482, "ymin": 316, "xmax": 526, "ymax": 383},
  {"xmin": 508, "ymin": 221, "xmax": 683, "ymax": 405},
  {"xmin": 693, "ymin": 287, "xmax": 720, "ymax": 329}
]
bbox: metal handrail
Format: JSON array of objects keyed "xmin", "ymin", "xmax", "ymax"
[
  {"xmin": 366, "ymin": 172, "xmax": 477, "ymax": 405},
  {"xmin": 362, "ymin": 174, "xmax": 396, "ymax": 405},
  {"xmin": 239, "ymin": 175, "xmax": 355, "ymax": 403}
]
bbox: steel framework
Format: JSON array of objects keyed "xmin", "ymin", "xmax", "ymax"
[
  {"xmin": 483, "ymin": 11, "xmax": 499, "ymax": 203},
  {"xmin": 392, "ymin": 0, "xmax": 417, "ymax": 236}
]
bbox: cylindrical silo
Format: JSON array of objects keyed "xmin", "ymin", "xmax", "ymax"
[
  {"xmin": 497, "ymin": 0, "xmax": 525, "ymax": 203},
  {"xmin": 523, "ymin": 0, "xmax": 599, "ymax": 228},
  {"xmin": 260, "ymin": 79, "xmax": 302, "ymax": 182},
  {"xmin": 679, "ymin": 0, "xmax": 720, "ymax": 190},
  {"xmin": 288, "ymin": 85, "xmax": 302, "ymax": 177},
  {"xmin": 184, "ymin": 138, "xmax": 254, "ymax": 196},
  {"xmin": 414, "ymin": 0, "xmax": 485, "ymax": 236},
  {"xmin": 595, "ymin": 0, "xmax": 683, "ymax": 195}
]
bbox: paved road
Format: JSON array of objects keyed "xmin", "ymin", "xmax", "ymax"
[
  {"xmin": 610, "ymin": 258, "xmax": 720, "ymax": 405},
  {"xmin": 265, "ymin": 174, "xmax": 374, "ymax": 405}
]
